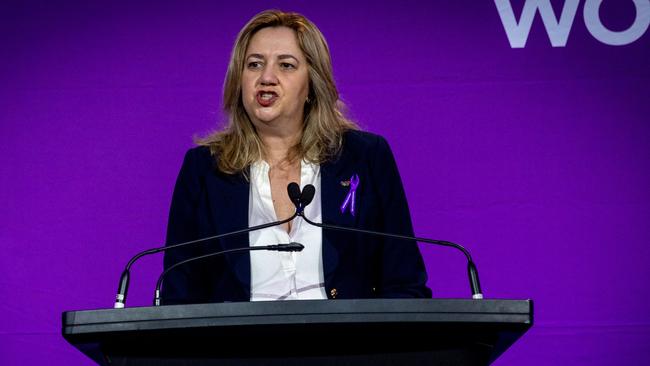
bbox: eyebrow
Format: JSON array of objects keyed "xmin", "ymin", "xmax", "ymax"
[{"xmin": 246, "ymin": 53, "xmax": 300, "ymax": 63}]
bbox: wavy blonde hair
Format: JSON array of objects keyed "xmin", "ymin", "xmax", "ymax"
[{"xmin": 197, "ymin": 9, "xmax": 358, "ymax": 174}]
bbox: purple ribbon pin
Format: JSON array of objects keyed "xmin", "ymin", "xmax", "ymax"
[{"xmin": 340, "ymin": 174, "xmax": 360, "ymax": 216}]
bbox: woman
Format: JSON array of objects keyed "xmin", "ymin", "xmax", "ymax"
[{"xmin": 162, "ymin": 10, "xmax": 431, "ymax": 304}]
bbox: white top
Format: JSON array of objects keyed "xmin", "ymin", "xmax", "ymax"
[{"xmin": 248, "ymin": 160, "xmax": 327, "ymax": 301}]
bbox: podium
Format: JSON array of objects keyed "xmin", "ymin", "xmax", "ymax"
[{"xmin": 62, "ymin": 299, "xmax": 532, "ymax": 365}]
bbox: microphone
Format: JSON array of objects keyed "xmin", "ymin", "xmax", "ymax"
[
  {"xmin": 300, "ymin": 184, "xmax": 316, "ymax": 207},
  {"xmin": 113, "ymin": 184, "xmax": 303, "ymax": 309},
  {"xmin": 294, "ymin": 184, "xmax": 484, "ymax": 299},
  {"xmin": 286, "ymin": 181, "xmax": 316, "ymax": 215},
  {"xmin": 287, "ymin": 182, "xmax": 302, "ymax": 211},
  {"xmin": 153, "ymin": 242, "xmax": 304, "ymax": 306}
]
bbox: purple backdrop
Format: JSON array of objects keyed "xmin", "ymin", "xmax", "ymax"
[{"xmin": 2, "ymin": 1, "xmax": 649, "ymax": 364}]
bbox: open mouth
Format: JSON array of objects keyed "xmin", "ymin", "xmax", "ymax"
[{"xmin": 256, "ymin": 91, "xmax": 278, "ymax": 107}]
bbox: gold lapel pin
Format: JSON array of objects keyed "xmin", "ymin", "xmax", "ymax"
[{"xmin": 340, "ymin": 180, "xmax": 350, "ymax": 187}]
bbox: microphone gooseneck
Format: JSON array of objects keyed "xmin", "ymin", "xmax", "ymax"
[
  {"xmin": 296, "ymin": 184, "xmax": 484, "ymax": 300},
  {"xmin": 114, "ymin": 183, "xmax": 304, "ymax": 309},
  {"xmin": 153, "ymin": 242, "xmax": 304, "ymax": 306}
]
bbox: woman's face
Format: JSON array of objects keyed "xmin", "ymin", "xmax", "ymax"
[{"xmin": 241, "ymin": 26, "xmax": 310, "ymax": 134}]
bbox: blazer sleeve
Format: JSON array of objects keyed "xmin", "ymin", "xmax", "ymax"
[
  {"xmin": 161, "ymin": 148, "xmax": 212, "ymax": 304},
  {"xmin": 370, "ymin": 136, "xmax": 432, "ymax": 298}
]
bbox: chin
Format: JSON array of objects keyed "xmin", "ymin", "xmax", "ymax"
[{"xmin": 255, "ymin": 111, "xmax": 279, "ymax": 123}]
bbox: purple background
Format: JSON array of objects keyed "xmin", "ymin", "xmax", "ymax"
[{"xmin": 2, "ymin": 1, "xmax": 649, "ymax": 364}]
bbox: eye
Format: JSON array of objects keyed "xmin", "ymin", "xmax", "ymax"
[
  {"xmin": 280, "ymin": 62, "xmax": 296, "ymax": 70},
  {"xmin": 247, "ymin": 61, "xmax": 263, "ymax": 69}
]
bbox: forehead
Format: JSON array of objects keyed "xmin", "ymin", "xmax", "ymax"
[{"xmin": 246, "ymin": 26, "xmax": 304, "ymax": 59}]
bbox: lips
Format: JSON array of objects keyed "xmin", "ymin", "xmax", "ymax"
[{"xmin": 256, "ymin": 90, "xmax": 278, "ymax": 107}]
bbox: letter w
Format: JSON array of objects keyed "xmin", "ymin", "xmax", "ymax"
[{"xmin": 495, "ymin": 0, "xmax": 580, "ymax": 48}]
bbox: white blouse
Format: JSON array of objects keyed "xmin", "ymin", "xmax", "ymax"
[{"xmin": 248, "ymin": 160, "xmax": 327, "ymax": 301}]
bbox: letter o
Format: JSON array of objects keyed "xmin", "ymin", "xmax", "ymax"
[{"xmin": 584, "ymin": 0, "xmax": 650, "ymax": 46}]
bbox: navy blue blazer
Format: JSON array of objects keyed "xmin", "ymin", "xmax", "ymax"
[{"xmin": 162, "ymin": 130, "xmax": 431, "ymax": 304}]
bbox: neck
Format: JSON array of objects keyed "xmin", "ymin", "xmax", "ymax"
[{"xmin": 258, "ymin": 129, "xmax": 301, "ymax": 167}]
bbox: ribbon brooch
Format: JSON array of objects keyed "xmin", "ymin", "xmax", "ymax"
[{"xmin": 340, "ymin": 174, "xmax": 360, "ymax": 216}]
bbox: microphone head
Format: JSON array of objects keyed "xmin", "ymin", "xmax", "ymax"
[
  {"xmin": 272, "ymin": 242, "xmax": 304, "ymax": 252},
  {"xmin": 287, "ymin": 242, "xmax": 304, "ymax": 252},
  {"xmin": 300, "ymin": 184, "xmax": 316, "ymax": 207},
  {"xmin": 287, "ymin": 182, "xmax": 301, "ymax": 209}
]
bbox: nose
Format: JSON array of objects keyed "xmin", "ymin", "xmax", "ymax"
[{"xmin": 259, "ymin": 64, "xmax": 278, "ymax": 86}]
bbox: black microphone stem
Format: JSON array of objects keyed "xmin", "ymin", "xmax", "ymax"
[
  {"xmin": 127, "ymin": 213, "xmax": 297, "ymax": 270},
  {"xmin": 298, "ymin": 213, "xmax": 484, "ymax": 299},
  {"xmin": 114, "ymin": 212, "xmax": 298, "ymax": 308},
  {"xmin": 154, "ymin": 243, "xmax": 304, "ymax": 306}
]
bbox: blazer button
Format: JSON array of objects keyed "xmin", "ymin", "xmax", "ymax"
[{"xmin": 330, "ymin": 288, "xmax": 338, "ymax": 299}]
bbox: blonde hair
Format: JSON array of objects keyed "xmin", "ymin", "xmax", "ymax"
[{"xmin": 197, "ymin": 9, "xmax": 358, "ymax": 174}]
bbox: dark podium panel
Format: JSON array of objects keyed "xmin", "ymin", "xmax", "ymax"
[{"xmin": 62, "ymin": 299, "xmax": 532, "ymax": 365}]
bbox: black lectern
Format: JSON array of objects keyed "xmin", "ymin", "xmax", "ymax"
[{"xmin": 62, "ymin": 299, "xmax": 532, "ymax": 365}]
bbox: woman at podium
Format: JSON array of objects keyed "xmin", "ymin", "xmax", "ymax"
[{"xmin": 162, "ymin": 10, "xmax": 431, "ymax": 305}]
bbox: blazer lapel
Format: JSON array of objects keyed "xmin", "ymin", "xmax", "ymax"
[{"xmin": 321, "ymin": 153, "xmax": 360, "ymax": 279}]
